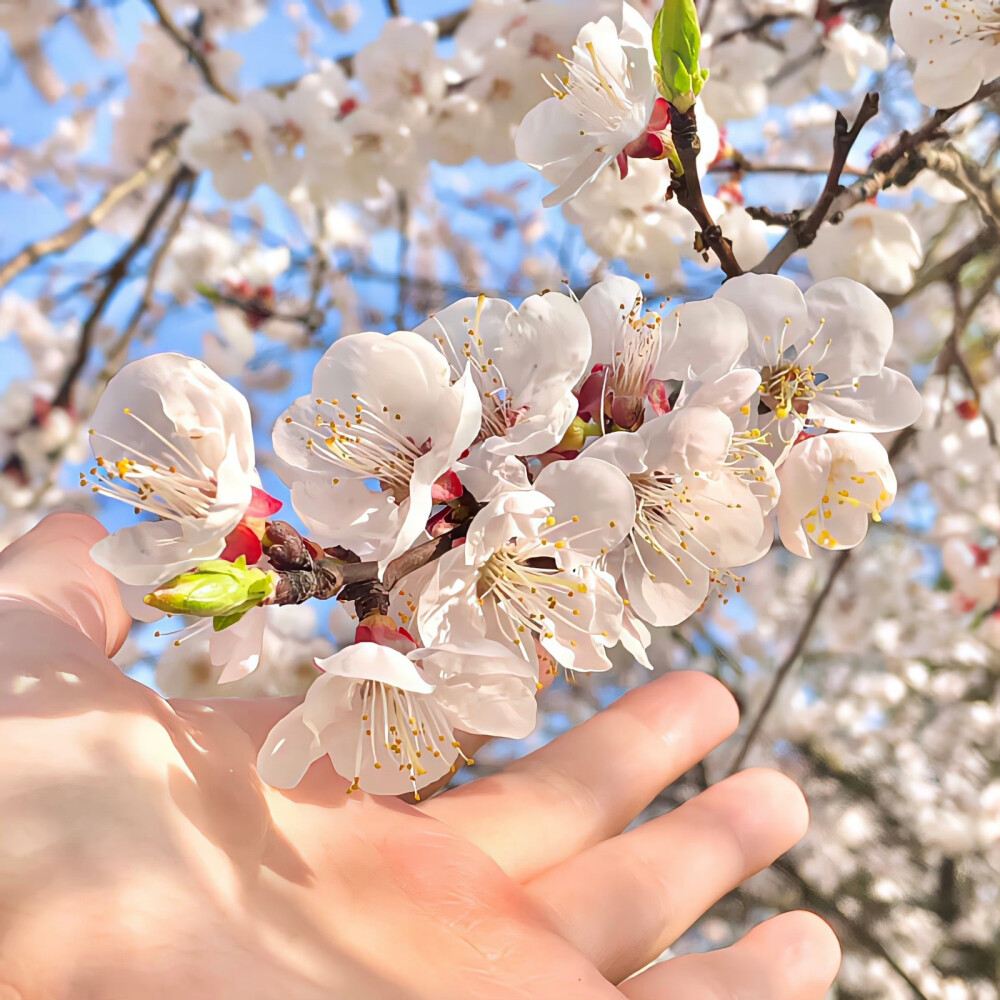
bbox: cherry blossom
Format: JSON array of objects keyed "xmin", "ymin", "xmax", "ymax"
[
  {"xmin": 82, "ymin": 354, "xmax": 264, "ymax": 588},
  {"xmin": 776, "ymin": 431, "xmax": 897, "ymax": 555},
  {"xmin": 890, "ymin": 0, "xmax": 1000, "ymax": 107},
  {"xmin": 714, "ymin": 274, "xmax": 923, "ymax": 449},
  {"xmin": 806, "ymin": 203, "xmax": 923, "ymax": 295},
  {"xmin": 515, "ymin": 4, "xmax": 659, "ymax": 206},
  {"xmin": 418, "ymin": 456, "xmax": 636, "ymax": 673},
  {"xmin": 179, "ymin": 95, "xmax": 274, "ymax": 201},
  {"xmin": 256, "ymin": 628, "xmax": 536, "ymax": 796},
  {"xmin": 414, "ymin": 291, "xmax": 591, "ymax": 456},
  {"xmin": 273, "ymin": 331, "xmax": 481, "ymax": 569},
  {"xmin": 587, "ymin": 405, "xmax": 775, "ymax": 625}
]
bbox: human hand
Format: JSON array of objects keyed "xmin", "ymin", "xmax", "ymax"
[{"xmin": 0, "ymin": 514, "xmax": 840, "ymax": 1000}]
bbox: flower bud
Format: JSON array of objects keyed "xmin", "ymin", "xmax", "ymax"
[
  {"xmin": 143, "ymin": 556, "xmax": 276, "ymax": 619},
  {"xmin": 652, "ymin": 0, "xmax": 709, "ymax": 113}
]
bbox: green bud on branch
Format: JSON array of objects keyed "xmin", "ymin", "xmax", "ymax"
[
  {"xmin": 143, "ymin": 556, "xmax": 276, "ymax": 627},
  {"xmin": 652, "ymin": 0, "xmax": 709, "ymax": 114}
]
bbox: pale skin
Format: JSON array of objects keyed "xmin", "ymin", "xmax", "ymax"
[{"xmin": 0, "ymin": 514, "xmax": 841, "ymax": 999}]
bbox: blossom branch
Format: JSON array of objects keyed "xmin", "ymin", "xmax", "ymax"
[
  {"xmin": 756, "ymin": 79, "xmax": 1000, "ymax": 275},
  {"xmin": 144, "ymin": 0, "xmax": 238, "ymax": 102},
  {"xmin": 265, "ymin": 509, "xmax": 480, "ymax": 610},
  {"xmin": 917, "ymin": 143, "xmax": 1000, "ymax": 233},
  {"xmin": 726, "ymin": 548, "xmax": 853, "ymax": 774},
  {"xmin": 99, "ymin": 176, "xmax": 197, "ymax": 379},
  {"xmin": 773, "ymin": 859, "xmax": 934, "ymax": 1000},
  {"xmin": 753, "ymin": 91, "xmax": 880, "ymax": 275},
  {"xmin": 669, "ymin": 104, "xmax": 744, "ymax": 279},
  {"xmin": 0, "ymin": 144, "xmax": 176, "ymax": 292},
  {"xmin": 52, "ymin": 165, "xmax": 196, "ymax": 409}
]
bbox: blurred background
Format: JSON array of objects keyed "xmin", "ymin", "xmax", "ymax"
[{"xmin": 0, "ymin": 0, "xmax": 997, "ymax": 996}]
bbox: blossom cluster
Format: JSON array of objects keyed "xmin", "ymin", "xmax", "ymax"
[
  {"xmin": 86, "ymin": 270, "xmax": 919, "ymax": 796},
  {"xmin": 3, "ymin": 0, "xmax": 1000, "ymax": 989}
]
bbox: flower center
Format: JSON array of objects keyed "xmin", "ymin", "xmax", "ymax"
[
  {"xmin": 348, "ymin": 679, "xmax": 468, "ymax": 799},
  {"xmin": 295, "ymin": 392, "xmax": 425, "ymax": 499},
  {"xmin": 475, "ymin": 532, "xmax": 594, "ymax": 655},
  {"xmin": 82, "ymin": 408, "xmax": 217, "ymax": 521}
]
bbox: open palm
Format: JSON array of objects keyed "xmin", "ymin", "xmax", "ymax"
[{"xmin": 0, "ymin": 514, "xmax": 839, "ymax": 1000}]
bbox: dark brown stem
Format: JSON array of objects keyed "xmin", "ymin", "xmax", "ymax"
[
  {"xmin": 52, "ymin": 166, "xmax": 195, "ymax": 409},
  {"xmin": 756, "ymin": 92, "xmax": 880, "ymax": 273},
  {"xmin": 756, "ymin": 79, "xmax": 1000, "ymax": 275},
  {"xmin": 800, "ymin": 91, "xmax": 880, "ymax": 239},
  {"xmin": 267, "ymin": 512, "xmax": 479, "ymax": 607},
  {"xmin": 145, "ymin": 0, "xmax": 237, "ymax": 101},
  {"xmin": 669, "ymin": 104, "xmax": 744, "ymax": 279}
]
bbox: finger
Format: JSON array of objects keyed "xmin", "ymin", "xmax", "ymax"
[
  {"xmin": 421, "ymin": 671, "xmax": 739, "ymax": 880},
  {"xmin": 0, "ymin": 513, "xmax": 131, "ymax": 657},
  {"xmin": 526, "ymin": 768, "xmax": 809, "ymax": 983},
  {"xmin": 620, "ymin": 911, "xmax": 841, "ymax": 1000}
]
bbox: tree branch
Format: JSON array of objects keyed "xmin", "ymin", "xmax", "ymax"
[
  {"xmin": 774, "ymin": 859, "xmax": 934, "ymax": 1000},
  {"xmin": 52, "ymin": 166, "xmax": 196, "ymax": 409},
  {"xmin": 727, "ymin": 548, "xmax": 852, "ymax": 774},
  {"xmin": 0, "ymin": 144, "xmax": 176, "ymax": 291},
  {"xmin": 669, "ymin": 104, "xmax": 744, "ymax": 279},
  {"xmin": 753, "ymin": 92, "xmax": 879, "ymax": 274},
  {"xmin": 755, "ymin": 79, "xmax": 1000, "ymax": 275},
  {"xmin": 144, "ymin": 0, "xmax": 238, "ymax": 101}
]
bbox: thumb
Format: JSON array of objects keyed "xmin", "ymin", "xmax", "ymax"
[{"xmin": 0, "ymin": 512, "xmax": 132, "ymax": 658}]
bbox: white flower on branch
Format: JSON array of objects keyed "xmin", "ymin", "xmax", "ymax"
[
  {"xmin": 515, "ymin": 4, "xmax": 659, "ymax": 206},
  {"xmin": 414, "ymin": 291, "xmax": 592, "ymax": 457},
  {"xmin": 806, "ymin": 203, "xmax": 923, "ymax": 295},
  {"xmin": 714, "ymin": 274, "xmax": 924, "ymax": 454},
  {"xmin": 82, "ymin": 353, "xmax": 271, "ymax": 587},
  {"xmin": 180, "ymin": 94, "xmax": 274, "ymax": 201},
  {"xmin": 891, "ymin": 0, "xmax": 1000, "ymax": 106},
  {"xmin": 588, "ymin": 405, "xmax": 775, "ymax": 626},
  {"xmin": 256, "ymin": 627, "xmax": 536, "ymax": 797},
  {"xmin": 776, "ymin": 431, "xmax": 897, "ymax": 556},
  {"xmin": 418, "ymin": 457, "xmax": 636, "ymax": 674},
  {"xmin": 273, "ymin": 331, "xmax": 481, "ymax": 570}
]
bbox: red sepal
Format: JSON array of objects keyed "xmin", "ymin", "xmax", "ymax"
[{"xmin": 220, "ymin": 522, "xmax": 263, "ymax": 564}]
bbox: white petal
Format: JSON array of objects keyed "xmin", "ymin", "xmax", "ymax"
[
  {"xmin": 90, "ymin": 520, "xmax": 224, "ymax": 588},
  {"xmin": 776, "ymin": 436, "xmax": 832, "ymax": 558},
  {"xmin": 809, "ymin": 367, "xmax": 923, "ymax": 433},
  {"xmin": 257, "ymin": 704, "xmax": 323, "ymax": 789},
  {"xmin": 312, "ymin": 642, "xmax": 435, "ymax": 696},
  {"xmin": 714, "ymin": 274, "xmax": 809, "ymax": 369},
  {"xmin": 212, "ymin": 606, "xmax": 267, "ymax": 683},
  {"xmin": 805, "ymin": 278, "xmax": 894, "ymax": 380},
  {"xmin": 660, "ymin": 298, "xmax": 749, "ymax": 381},
  {"xmin": 532, "ymin": 456, "xmax": 637, "ymax": 566}
]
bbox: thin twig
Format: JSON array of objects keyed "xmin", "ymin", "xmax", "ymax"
[
  {"xmin": 99, "ymin": 175, "xmax": 197, "ymax": 380},
  {"xmin": 0, "ymin": 145, "xmax": 176, "ymax": 291},
  {"xmin": 756, "ymin": 79, "xmax": 1000, "ymax": 275},
  {"xmin": 727, "ymin": 548, "xmax": 852, "ymax": 774},
  {"xmin": 727, "ymin": 421, "xmax": 919, "ymax": 773},
  {"xmin": 669, "ymin": 104, "xmax": 744, "ymax": 279},
  {"xmin": 711, "ymin": 159, "xmax": 866, "ymax": 177},
  {"xmin": 144, "ymin": 0, "xmax": 237, "ymax": 101},
  {"xmin": 917, "ymin": 143, "xmax": 1000, "ymax": 233},
  {"xmin": 774, "ymin": 860, "xmax": 934, "ymax": 1000},
  {"xmin": 754, "ymin": 92, "xmax": 879, "ymax": 274},
  {"xmin": 52, "ymin": 166, "xmax": 195, "ymax": 409}
]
